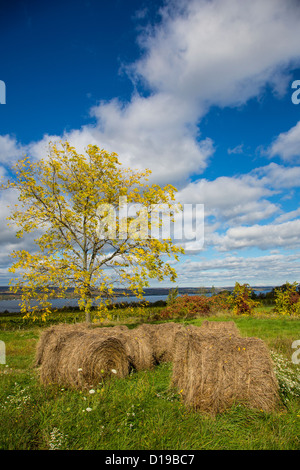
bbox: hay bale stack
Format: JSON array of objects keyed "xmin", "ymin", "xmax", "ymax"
[
  {"xmin": 172, "ymin": 329, "xmax": 279, "ymax": 414},
  {"xmin": 136, "ymin": 322, "xmax": 184, "ymax": 363},
  {"xmin": 36, "ymin": 323, "xmax": 155, "ymax": 388}
]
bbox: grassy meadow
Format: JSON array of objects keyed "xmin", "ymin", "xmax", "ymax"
[{"xmin": 0, "ymin": 307, "xmax": 299, "ymax": 450}]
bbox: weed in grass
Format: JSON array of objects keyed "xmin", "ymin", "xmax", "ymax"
[
  {"xmin": 0, "ymin": 381, "xmax": 32, "ymax": 410},
  {"xmin": 48, "ymin": 427, "xmax": 68, "ymax": 450},
  {"xmin": 271, "ymin": 350, "xmax": 300, "ymax": 404}
]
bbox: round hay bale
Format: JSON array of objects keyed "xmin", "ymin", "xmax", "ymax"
[
  {"xmin": 35, "ymin": 323, "xmax": 129, "ymax": 367},
  {"xmin": 91, "ymin": 324, "xmax": 154, "ymax": 371},
  {"xmin": 35, "ymin": 323, "xmax": 88, "ymax": 373},
  {"xmin": 134, "ymin": 323, "xmax": 158, "ymax": 360},
  {"xmin": 136, "ymin": 322, "xmax": 184, "ymax": 363},
  {"xmin": 38, "ymin": 327, "xmax": 130, "ymax": 388},
  {"xmin": 184, "ymin": 321, "xmax": 240, "ymax": 341},
  {"xmin": 57, "ymin": 331, "xmax": 130, "ymax": 388},
  {"xmin": 172, "ymin": 330, "xmax": 280, "ymax": 414},
  {"xmin": 171, "ymin": 329, "xmax": 192, "ymax": 389},
  {"xmin": 36, "ymin": 322, "xmax": 154, "ymax": 388},
  {"xmin": 121, "ymin": 327, "xmax": 155, "ymax": 371}
]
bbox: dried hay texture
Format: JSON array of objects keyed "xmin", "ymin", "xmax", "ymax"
[
  {"xmin": 57, "ymin": 331, "xmax": 129, "ymax": 388},
  {"xmin": 36, "ymin": 324, "xmax": 130, "ymax": 388},
  {"xmin": 97, "ymin": 325, "xmax": 155, "ymax": 371},
  {"xmin": 172, "ymin": 329, "xmax": 280, "ymax": 414},
  {"xmin": 199, "ymin": 320, "xmax": 240, "ymax": 336},
  {"xmin": 136, "ymin": 322, "xmax": 184, "ymax": 363},
  {"xmin": 35, "ymin": 323, "xmax": 87, "ymax": 368},
  {"xmin": 36, "ymin": 323, "xmax": 154, "ymax": 388}
]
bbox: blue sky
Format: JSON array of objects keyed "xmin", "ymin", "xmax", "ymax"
[{"xmin": 1, "ymin": 0, "xmax": 300, "ymax": 287}]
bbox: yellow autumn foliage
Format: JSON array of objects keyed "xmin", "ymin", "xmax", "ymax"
[{"xmin": 3, "ymin": 141, "xmax": 183, "ymax": 322}]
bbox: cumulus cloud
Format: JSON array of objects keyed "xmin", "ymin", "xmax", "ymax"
[
  {"xmin": 176, "ymin": 172, "xmax": 278, "ymax": 226},
  {"xmin": 133, "ymin": 0, "xmax": 300, "ymax": 107},
  {"xmin": 88, "ymin": 94, "xmax": 214, "ymax": 186},
  {"xmin": 267, "ymin": 121, "xmax": 300, "ymax": 163},
  {"xmin": 253, "ymin": 162, "xmax": 300, "ymax": 189},
  {"xmin": 0, "ymin": 135, "xmax": 26, "ymax": 166},
  {"xmin": 2, "ymin": 0, "xmax": 300, "ymax": 186},
  {"xmin": 215, "ymin": 219, "xmax": 300, "ymax": 251},
  {"xmin": 28, "ymin": 0, "xmax": 300, "ymax": 186},
  {"xmin": 0, "ymin": 187, "xmax": 43, "ymax": 283},
  {"xmin": 177, "ymin": 252, "xmax": 300, "ymax": 285},
  {"xmin": 173, "ymin": 161, "xmax": 300, "ymax": 253},
  {"xmin": 274, "ymin": 208, "xmax": 300, "ymax": 224}
]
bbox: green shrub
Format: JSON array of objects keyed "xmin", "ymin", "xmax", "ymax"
[
  {"xmin": 228, "ymin": 282, "xmax": 259, "ymax": 315},
  {"xmin": 273, "ymin": 282, "xmax": 300, "ymax": 316}
]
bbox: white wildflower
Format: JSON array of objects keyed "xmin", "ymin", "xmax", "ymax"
[{"xmin": 48, "ymin": 427, "xmax": 67, "ymax": 450}]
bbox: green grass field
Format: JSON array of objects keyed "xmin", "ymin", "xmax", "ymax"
[{"xmin": 0, "ymin": 310, "xmax": 299, "ymax": 450}]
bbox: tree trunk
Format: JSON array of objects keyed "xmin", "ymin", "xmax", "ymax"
[
  {"xmin": 85, "ymin": 309, "xmax": 91, "ymax": 323},
  {"xmin": 83, "ymin": 283, "xmax": 92, "ymax": 323}
]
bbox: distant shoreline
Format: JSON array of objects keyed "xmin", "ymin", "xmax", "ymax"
[
  {"xmin": 0, "ymin": 285, "xmax": 275, "ymax": 301},
  {"xmin": 0, "ymin": 286, "xmax": 275, "ymax": 314}
]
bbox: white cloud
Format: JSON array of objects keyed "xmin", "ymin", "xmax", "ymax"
[
  {"xmin": 228, "ymin": 144, "xmax": 244, "ymax": 155},
  {"xmin": 1, "ymin": 0, "xmax": 300, "ymax": 187},
  {"xmin": 133, "ymin": 0, "xmax": 300, "ymax": 107},
  {"xmin": 274, "ymin": 208, "xmax": 300, "ymax": 224},
  {"xmin": 87, "ymin": 94, "xmax": 214, "ymax": 186},
  {"xmin": 216, "ymin": 219, "xmax": 300, "ymax": 251},
  {"xmin": 177, "ymin": 173, "xmax": 278, "ymax": 225},
  {"xmin": 177, "ymin": 252, "xmax": 300, "ymax": 285},
  {"xmin": 254, "ymin": 162, "xmax": 300, "ymax": 189},
  {"xmin": 267, "ymin": 121, "xmax": 300, "ymax": 163},
  {"xmin": 0, "ymin": 187, "xmax": 43, "ymax": 283},
  {"xmin": 54, "ymin": 0, "xmax": 300, "ymax": 186},
  {"xmin": 173, "ymin": 160, "xmax": 300, "ymax": 253},
  {"xmin": 0, "ymin": 135, "xmax": 26, "ymax": 165}
]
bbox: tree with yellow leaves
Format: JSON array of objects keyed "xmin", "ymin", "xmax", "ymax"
[{"xmin": 3, "ymin": 141, "xmax": 183, "ymax": 322}]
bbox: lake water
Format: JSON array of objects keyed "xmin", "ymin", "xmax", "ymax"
[
  {"xmin": 0, "ymin": 295, "xmax": 169, "ymax": 313},
  {"xmin": 0, "ymin": 288, "xmax": 272, "ymax": 313}
]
